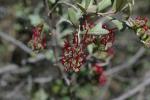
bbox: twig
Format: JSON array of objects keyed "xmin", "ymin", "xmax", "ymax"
[
  {"xmin": 48, "ymin": 1, "xmax": 78, "ymax": 16},
  {"xmin": 42, "ymin": 0, "xmax": 70, "ymax": 86},
  {"xmin": 0, "ymin": 32, "xmax": 32, "ymax": 54},
  {"xmin": 106, "ymin": 47, "xmax": 145, "ymax": 76},
  {"xmin": 97, "ymin": 10, "xmax": 116, "ymax": 17},
  {"xmin": 22, "ymin": 53, "xmax": 46, "ymax": 64},
  {"xmin": 0, "ymin": 31, "xmax": 48, "ymax": 65},
  {"xmin": 113, "ymin": 77, "xmax": 150, "ymax": 100},
  {"xmin": 33, "ymin": 77, "xmax": 53, "ymax": 84},
  {"xmin": 0, "ymin": 64, "xmax": 18, "ymax": 74},
  {"xmin": 6, "ymin": 81, "xmax": 25, "ymax": 99},
  {"xmin": 43, "ymin": 0, "xmax": 50, "ymax": 17},
  {"xmin": 137, "ymin": 88, "xmax": 145, "ymax": 100},
  {"xmin": 0, "ymin": 64, "xmax": 30, "ymax": 74}
]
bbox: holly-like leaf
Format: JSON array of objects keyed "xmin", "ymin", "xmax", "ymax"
[
  {"xmin": 121, "ymin": 4, "xmax": 131, "ymax": 19},
  {"xmin": 111, "ymin": 20, "xmax": 124, "ymax": 30},
  {"xmin": 76, "ymin": 3, "xmax": 87, "ymax": 13},
  {"xmin": 89, "ymin": 22, "xmax": 109, "ymax": 35},
  {"xmin": 97, "ymin": 0, "xmax": 112, "ymax": 12},
  {"xmin": 68, "ymin": 8, "xmax": 79, "ymax": 26},
  {"xmin": 106, "ymin": 16, "xmax": 126, "ymax": 31},
  {"xmin": 85, "ymin": 0, "xmax": 93, "ymax": 10},
  {"xmin": 86, "ymin": 5, "xmax": 97, "ymax": 13},
  {"xmin": 112, "ymin": 0, "xmax": 127, "ymax": 12}
]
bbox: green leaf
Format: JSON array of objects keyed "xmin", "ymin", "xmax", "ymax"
[
  {"xmin": 86, "ymin": 5, "xmax": 97, "ymax": 13},
  {"xmin": 81, "ymin": 0, "xmax": 86, "ymax": 8},
  {"xmin": 106, "ymin": 16, "xmax": 126, "ymax": 30},
  {"xmin": 45, "ymin": 50, "xmax": 55, "ymax": 62},
  {"xmin": 112, "ymin": 0, "xmax": 127, "ymax": 12},
  {"xmin": 97, "ymin": 0, "xmax": 112, "ymax": 12},
  {"xmin": 111, "ymin": 20, "xmax": 124, "ymax": 30},
  {"xmin": 87, "ymin": 44, "xmax": 95, "ymax": 54},
  {"xmin": 68, "ymin": 8, "xmax": 79, "ymax": 26},
  {"xmin": 89, "ymin": 22, "xmax": 109, "ymax": 35},
  {"xmin": 128, "ymin": 2, "xmax": 133, "ymax": 15},
  {"xmin": 121, "ymin": 3, "xmax": 132, "ymax": 19},
  {"xmin": 85, "ymin": 0, "xmax": 93, "ymax": 9},
  {"xmin": 76, "ymin": 3, "xmax": 87, "ymax": 13},
  {"xmin": 29, "ymin": 14, "xmax": 43, "ymax": 25},
  {"xmin": 32, "ymin": 88, "xmax": 48, "ymax": 100}
]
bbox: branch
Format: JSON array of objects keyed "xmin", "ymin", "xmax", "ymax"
[
  {"xmin": 106, "ymin": 47, "xmax": 145, "ymax": 76},
  {"xmin": 0, "ymin": 64, "xmax": 30, "ymax": 74},
  {"xmin": 0, "ymin": 32, "xmax": 32, "ymax": 54},
  {"xmin": 42, "ymin": 1, "xmax": 70, "ymax": 86},
  {"xmin": 0, "ymin": 64, "xmax": 18, "ymax": 74},
  {"xmin": 113, "ymin": 77, "xmax": 150, "ymax": 100}
]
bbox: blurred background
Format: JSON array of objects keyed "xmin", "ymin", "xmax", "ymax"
[{"xmin": 0, "ymin": 0, "xmax": 150, "ymax": 100}]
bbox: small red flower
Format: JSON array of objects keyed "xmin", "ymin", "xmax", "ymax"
[
  {"xmin": 93, "ymin": 63, "xmax": 107, "ymax": 85},
  {"xmin": 99, "ymin": 74, "xmax": 107, "ymax": 85},
  {"xmin": 136, "ymin": 16, "xmax": 148, "ymax": 22},
  {"xmin": 100, "ymin": 25, "xmax": 115, "ymax": 47},
  {"xmin": 134, "ymin": 16, "xmax": 148, "ymax": 28},
  {"xmin": 42, "ymin": 34, "xmax": 47, "ymax": 49},
  {"xmin": 107, "ymin": 47, "xmax": 115, "ymax": 56},
  {"xmin": 93, "ymin": 64, "xmax": 104, "ymax": 74},
  {"xmin": 143, "ymin": 25, "xmax": 149, "ymax": 31},
  {"xmin": 81, "ymin": 15, "xmax": 94, "ymax": 30}
]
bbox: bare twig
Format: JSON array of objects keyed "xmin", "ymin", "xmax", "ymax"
[
  {"xmin": 0, "ymin": 64, "xmax": 18, "ymax": 74},
  {"xmin": 0, "ymin": 64, "xmax": 30, "ymax": 74},
  {"xmin": 137, "ymin": 88, "xmax": 145, "ymax": 100},
  {"xmin": 48, "ymin": 1, "xmax": 78, "ymax": 16},
  {"xmin": 106, "ymin": 47, "xmax": 145, "ymax": 76},
  {"xmin": 113, "ymin": 77, "xmax": 150, "ymax": 100},
  {"xmin": 6, "ymin": 81, "xmax": 25, "ymax": 99},
  {"xmin": 42, "ymin": 0, "xmax": 70, "ymax": 86},
  {"xmin": 0, "ymin": 31, "xmax": 48, "ymax": 65},
  {"xmin": 43, "ymin": 0, "xmax": 50, "ymax": 17},
  {"xmin": 22, "ymin": 53, "xmax": 46, "ymax": 64},
  {"xmin": 33, "ymin": 77, "xmax": 53, "ymax": 84},
  {"xmin": 0, "ymin": 32, "xmax": 32, "ymax": 54},
  {"xmin": 97, "ymin": 10, "xmax": 116, "ymax": 17}
]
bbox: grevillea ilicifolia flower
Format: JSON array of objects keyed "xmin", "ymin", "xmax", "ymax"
[
  {"xmin": 93, "ymin": 64, "xmax": 107, "ymax": 85},
  {"xmin": 100, "ymin": 24, "xmax": 115, "ymax": 49},
  {"xmin": 61, "ymin": 15, "xmax": 97, "ymax": 72},
  {"xmin": 132, "ymin": 16, "xmax": 150, "ymax": 48},
  {"xmin": 61, "ymin": 32, "xmax": 88, "ymax": 72},
  {"xmin": 28, "ymin": 24, "xmax": 46, "ymax": 52},
  {"xmin": 134, "ymin": 16, "xmax": 148, "ymax": 28},
  {"xmin": 99, "ymin": 74, "xmax": 107, "ymax": 85},
  {"xmin": 94, "ymin": 64, "xmax": 104, "ymax": 74},
  {"xmin": 80, "ymin": 15, "xmax": 94, "ymax": 31},
  {"xmin": 107, "ymin": 47, "xmax": 115, "ymax": 56}
]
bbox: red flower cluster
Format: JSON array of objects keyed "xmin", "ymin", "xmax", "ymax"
[
  {"xmin": 61, "ymin": 17, "xmax": 116, "ymax": 72},
  {"xmin": 100, "ymin": 24, "xmax": 115, "ymax": 50},
  {"xmin": 28, "ymin": 24, "xmax": 46, "ymax": 52},
  {"xmin": 61, "ymin": 32, "xmax": 88, "ymax": 72},
  {"xmin": 94, "ymin": 64, "xmax": 107, "ymax": 85},
  {"xmin": 133, "ymin": 16, "xmax": 150, "ymax": 47},
  {"xmin": 80, "ymin": 15, "xmax": 94, "ymax": 31},
  {"xmin": 61, "ymin": 16, "xmax": 97, "ymax": 72},
  {"xmin": 134, "ymin": 16, "xmax": 148, "ymax": 28}
]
